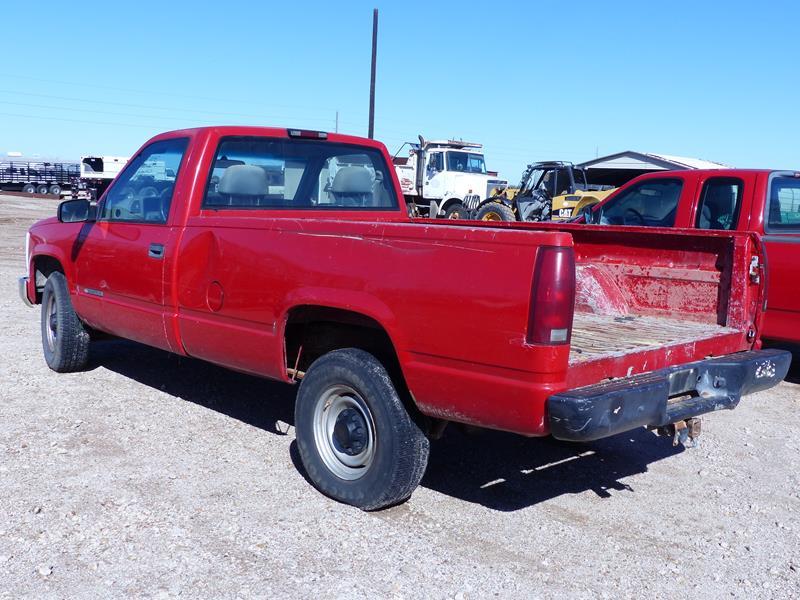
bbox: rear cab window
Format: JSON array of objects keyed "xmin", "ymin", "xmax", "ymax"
[
  {"xmin": 599, "ymin": 178, "xmax": 683, "ymax": 227},
  {"xmin": 202, "ymin": 136, "xmax": 398, "ymax": 211},
  {"xmin": 766, "ymin": 173, "xmax": 800, "ymax": 232}
]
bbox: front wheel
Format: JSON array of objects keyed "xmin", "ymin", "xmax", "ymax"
[
  {"xmin": 41, "ymin": 272, "xmax": 90, "ymax": 372},
  {"xmin": 295, "ymin": 348, "xmax": 430, "ymax": 510},
  {"xmin": 444, "ymin": 202, "xmax": 468, "ymax": 219}
]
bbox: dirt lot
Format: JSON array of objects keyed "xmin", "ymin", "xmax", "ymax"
[{"xmin": 1, "ymin": 194, "xmax": 799, "ymax": 599}]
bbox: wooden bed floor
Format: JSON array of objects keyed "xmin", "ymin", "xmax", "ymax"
[{"xmin": 569, "ymin": 313, "xmax": 738, "ymax": 364}]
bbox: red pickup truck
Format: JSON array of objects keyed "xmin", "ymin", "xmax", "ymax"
[
  {"xmin": 581, "ymin": 169, "xmax": 800, "ymax": 348},
  {"xmin": 19, "ymin": 127, "xmax": 790, "ymax": 510}
]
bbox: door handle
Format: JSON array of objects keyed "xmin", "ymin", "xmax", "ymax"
[{"xmin": 148, "ymin": 243, "xmax": 165, "ymax": 259}]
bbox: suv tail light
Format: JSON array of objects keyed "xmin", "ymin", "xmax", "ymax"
[{"xmin": 527, "ymin": 247, "xmax": 575, "ymax": 345}]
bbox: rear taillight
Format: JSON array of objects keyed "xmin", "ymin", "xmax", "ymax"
[{"xmin": 527, "ymin": 247, "xmax": 575, "ymax": 345}]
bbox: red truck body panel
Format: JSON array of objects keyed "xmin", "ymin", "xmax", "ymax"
[
  {"xmin": 585, "ymin": 169, "xmax": 799, "ymax": 345},
  {"xmin": 24, "ymin": 128, "xmax": 772, "ymax": 437}
]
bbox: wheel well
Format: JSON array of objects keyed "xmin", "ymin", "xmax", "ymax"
[
  {"xmin": 33, "ymin": 255, "xmax": 64, "ymax": 303},
  {"xmin": 284, "ymin": 305, "xmax": 404, "ymax": 384},
  {"xmin": 441, "ymin": 198, "xmax": 463, "ymax": 210}
]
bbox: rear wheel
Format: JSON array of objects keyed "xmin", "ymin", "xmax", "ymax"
[
  {"xmin": 22, "ymin": 183, "xmax": 36, "ymax": 194},
  {"xmin": 444, "ymin": 202, "xmax": 468, "ymax": 219},
  {"xmin": 41, "ymin": 272, "xmax": 90, "ymax": 372},
  {"xmin": 476, "ymin": 202, "xmax": 516, "ymax": 222},
  {"xmin": 295, "ymin": 348, "xmax": 430, "ymax": 510},
  {"xmin": 49, "ymin": 184, "xmax": 62, "ymax": 196},
  {"xmin": 36, "ymin": 184, "xmax": 49, "ymax": 195}
]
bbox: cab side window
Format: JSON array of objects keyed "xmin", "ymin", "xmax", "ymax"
[
  {"xmin": 600, "ymin": 179, "xmax": 683, "ymax": 227},
  {"xmin": 100, "ymin": 138, "xmax": 189, "ymax": 223},
  {"xmin": 696, "ymin": 178, "xmax": 743, "ymax": 230},
  {"xmin": 427, "ymin": 152, "xmax": 443, "ymax": 175}
]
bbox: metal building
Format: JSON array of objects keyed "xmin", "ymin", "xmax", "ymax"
[{"xmin": 577, "ymin": 151, "xmax": 728, "ymax": 188}]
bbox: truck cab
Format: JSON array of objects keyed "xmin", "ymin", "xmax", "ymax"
[{"xmin": 393, "ymin": 138, "xmax": 506, "ymax": 218}]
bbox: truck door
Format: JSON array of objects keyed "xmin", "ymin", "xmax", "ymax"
[
  {"xmin": 72, "ymin": 137, "xmax": 189, "ymax": 351},
  {"xmin": 759, "ymin": 172, "xmax": 800, "ymax": 341},
  {"xmin": 422, "ymin": 151, "xmax": 444, "ymax": 199}
]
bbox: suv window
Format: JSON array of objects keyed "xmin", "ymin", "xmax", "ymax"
[
  {"xmin": 600, "ymin": 178, "xmax": 683, "ymax": 227},
  {"xmin": 203, "ymin": 137, "xmax": 398, "ymax": 210},
  {"xmin": 100, "ymin": 138, "xmax": 188, "ymax": 223},
  {"xmin": 696, "ymin": 177, "xmax": 743, "ymax": 230},
  {"xmin": 766, "ymin": 175, "xmax": 800, "ymax": 231}
]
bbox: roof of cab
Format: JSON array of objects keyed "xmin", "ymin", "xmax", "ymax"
[
  {"xmin": 633, "ymin": 168, "xmax": 774, "ymax": 182},
  {"xmin": 147, "ymin": 126, "xmax": 387, "ymax": 150}
]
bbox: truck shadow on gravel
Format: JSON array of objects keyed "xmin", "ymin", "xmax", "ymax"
[
  {"xmin": 90, "ymin": 338, "xmax": 684, "ymax": 512},
  {"xmin": 88, "ymin": 339, "xmax": 297, "ymax": 435},
  {"xmin": 420, "ymin": 427, "xmax": 683, "ymax": 511}
]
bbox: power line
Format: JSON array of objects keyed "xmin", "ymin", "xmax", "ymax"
[
  {"xmin": 0, "ymin": 98, "xmax": 335, "ymax": 127},
  {"xmin": 1, "ymin": 74, "xmax": 339, "ymax": 113},
  {"xmin": 0, "ymin": 89, "xmax": 337, "ymax": 124}
]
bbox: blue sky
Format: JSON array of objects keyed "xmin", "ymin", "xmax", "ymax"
[{"xmin": 2, "ymin": 0, "xmax": 798, "ymax": 180}]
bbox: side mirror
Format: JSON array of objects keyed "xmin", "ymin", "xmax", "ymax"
[{"xmin": 57, "ymin": 199, "xmax": 95, "ymax": 223}]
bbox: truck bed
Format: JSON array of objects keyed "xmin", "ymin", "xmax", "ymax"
[
  {"xmin": 423, "ymin": 219, "xmax": 762, "ymax": 391},
  {"xmin": 570, "ymin": 313, "xmax": 738, "ymax": 364},
  {"xmin": 557, "ymin": 224, "xmax": 759, "ymax": 387}
]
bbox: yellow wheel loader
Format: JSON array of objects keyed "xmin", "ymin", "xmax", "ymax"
[{"xmin": 475, "ymin": 161, "xmax": 615, "ymax": 222}]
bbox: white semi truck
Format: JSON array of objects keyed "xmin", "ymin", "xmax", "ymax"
[
  {"xmin": 72, "ymin": 155, "xmax": 129, "ymax": 199},
  {"xmin": 393, "ymin": 137, "xmax": 507, "ymax": 218}
]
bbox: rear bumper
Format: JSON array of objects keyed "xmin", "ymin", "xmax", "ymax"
[
  {"xmin": 18, "ymin": 276, "xmax": 34, "ymax": 307},
  {"xmin": 548, "ymin": 349, "xmax": 791, "ymax": 442}
]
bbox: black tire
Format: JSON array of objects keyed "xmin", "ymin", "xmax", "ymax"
[
  {"xmin": 443, "ymin": 202, "xmax": 468, "ymax": 219},
  {"xmin": 476, "ymin": 201, "xmax": 516, "ymax": 222},
  {"xmin": 22, "ymin": 183, "xmax": 36, "ymax": 194},
  {"xmin": 49, "ymin": 184, "xmax": 62, "ymax": 196},
  {"xmin": 41, "ymin": 272, "xmax": 90, "ymax": 372},
  {"xmin": 295, "ymin": 348, "xmax": 430, "ymax": 511},
  {"xmin": 36, "ymin": 184, "xmax": 49, "ymax": 195}
]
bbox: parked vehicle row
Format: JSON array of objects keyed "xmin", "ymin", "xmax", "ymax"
[
  {"xmin": 0, "ymin": 160, "xmax": 79, "ymax": 196},
  {"xmin": 19, "ymin": 126, "xmax": 791, "ymax": 510},
  {"xmin": 0, "ymin": 156, "xmax": 130, "ymax": 199},
  {"xmin": 472, "ymin": 161, "xmax": 616, "ymax": 223},
  {"xmin": 392, "ymin": 137, "xmax": 507, "ymax": 218}
]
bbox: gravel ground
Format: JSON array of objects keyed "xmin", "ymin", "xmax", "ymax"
[{"xmin": 1, "ymin": 194, "xmax": 799, "ymax": 599}]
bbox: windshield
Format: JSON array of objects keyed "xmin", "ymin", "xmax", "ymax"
[
  {"xmin": 446, "ymin": 151, "xmax": 486, "ymax": 174},
  {"xmin": 520, "ymin": 168, "xmax": 548, "ymax": 196}
]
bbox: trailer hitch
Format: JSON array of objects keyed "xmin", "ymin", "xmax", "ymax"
[{"xmin": 653, "ymin": 418, "xmax": 702, "ymax": 448}]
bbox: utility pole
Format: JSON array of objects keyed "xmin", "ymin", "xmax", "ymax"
[
  {"xmin": 368, "ymin": 8, "xmax": 378, "ymax": 139},
  {"xmin": 335, "ymin": 110, "xmax": 339, "ymax": 133}
]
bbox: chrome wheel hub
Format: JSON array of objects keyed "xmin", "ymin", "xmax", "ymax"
[{"xmin": 312, "ymin": 385, "xmax": 375, "ymax": 480}]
